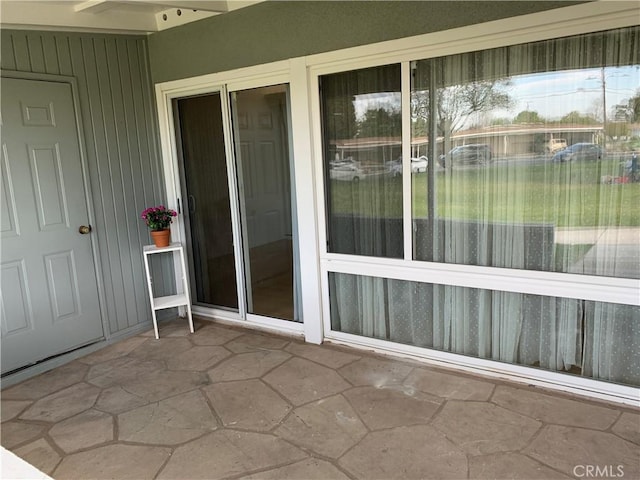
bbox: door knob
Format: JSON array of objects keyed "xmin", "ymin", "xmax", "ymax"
[{"xmin": 78, "ymin": 225, "xmax": 92, "ymax": 234}]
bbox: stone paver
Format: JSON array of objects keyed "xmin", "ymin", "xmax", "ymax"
[
  {"xmin": 13, "ymin": 439, "xmax": 61, "ymax": 476},
  {"xmin": 157, "ymin": 430, "xmax": 307, "ymax": 479},
  {"xmin": 612, "ymin": 412, "xmax": 640, "ymax": 445},
  {"xmin": 1, "ymin": 362, "xmax": 88, "ymax": 400},
  {"xmin": 275, "ymin": 394, "xmax": 367, "ymax": 458},
  {"xmin": 128, "ymin": 337, "xmax": 193, "ymax": 361},
  {"xmin": 285, "ymin": 342, "xmax": 360, "ymax": 368},
  {"xmin": 225, "ymin": 332, "xmax": 290, "ymax": 353},
  {"xmin": 338, "ymin": 356, "xmax": 413, "ymax": 387},
  {"xmin": 1, "ymin": 400, "xmax": 32, "ymax": 422},
  {"xmin": 1, "ymin": 421, "xmax": 46, "ymax": 449},
  {"xmin": 404, "ymin": 368, "xmax": 495, "ymax": 400},
  {"xmin": 207, "ymin": 349, "xmax": 291, "ymax": 382},
  {"xmin": 118, "ymin": 390, "xmax": 217, "ymax": 444},
  {"xmin": 344, "ymin": 385, "xmax": 441, "ymax": 430},
  {"xmin": 117, "ymin": 369, "xmax": 209, "ymax": 402},
  {"xmin": 469, "ymin": 452, "xmax": 572, "ymax": 479},
  {"xmin": 340, "ymin": 425, "xmax": 468, "ymax": 479},
  {"xmin": 492, "ymin": 385, "xmax": 620, "ymax": 429},
  {"xmin": 203, "ymin": 379, "xmax": 291, "ymax": 431},
  {"xmin": 94, "ymin": 385, "xmax": 149, "ymax": 414},
  {"xmin": 264, "ymin": 357, "xmax": 350, "ymax": 405},
  {"xmin": 77, "ymin": 336, "xmax": 148, "ymax": 365},
  {"xmin": 54, "ymin": 444, "xmax": 171, "ymax": 480},
  {"xmin": 49, "ymin": 409, "xmax": 113, "ymax": 453},
  {"xmin": 432, "ymin": 401, "xmax": 541, "ymax": 455},
  {"xmin": 190, "ymin": 324, "xmax": 244, "ymax": 345},
  {"xmin": 166, "ymin": 345, "xmax": 230, "ymax": 371},
  {"xmin": 239, "ymin": 458, "xmax": 351, "ymax": 480},
  {"xmin": 525, "ymin": 425, "xmax": 640, "ymax": 478},
  {"xmin": 19, "ymin": 383, "xmax": 100, "ymax": 423},
  {"xmin": 87, "ymin": 357, "xmax": 164, "ymax": 388},
  {"xmin": 1, "ymin": 318, "xmax": 638, "ymax": 480}
]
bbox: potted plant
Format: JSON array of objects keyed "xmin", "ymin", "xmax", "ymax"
[{"xmin": 141, "ymin": 205, "xmax": 177, "ymax": 247}]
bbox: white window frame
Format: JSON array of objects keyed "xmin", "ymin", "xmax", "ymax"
[
  {"xmin": 155, "ymin": 61, "xmax": 322, "ymax": 340},
  {"xmin": 154, "ymin": 1, "xmax": 640, "ymax": 404},
  {"xmin": 307, "ymin": 2, "xmax": 639, "ymax": 405}
]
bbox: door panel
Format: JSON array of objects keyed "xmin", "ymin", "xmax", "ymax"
[
  {"xmin": 232, "ymin": 85, "xmax": 298, "ymax": 321},
  {"xmin": 0, "ymin": 260, "xmax": 32, "ymax": 335},
  {"xmin": 1, "ymin": 150, "xmax": 20, "ymax": 238},
  {"xmin": 30, "ymin": 144, "xmax": 68, "ymax": 229},
  {"xmin": 1, "ymin": 77, "xmax": 103, "ymax": 374},
  {"xmin": 175, "ymin": 93, "xmax": 238, "ymax": 309},
  {"xmin": 45, "ymin": 251, "xmax": 80, "ymax": 321}
]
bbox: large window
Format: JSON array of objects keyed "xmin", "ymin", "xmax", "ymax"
[
  {"xmin": 321, "ymin": 26, "xmax": 640, "ymax": 388},
  {"xmin": 412, "ymin": 27, "xmax": 640, "ymax": 279}
]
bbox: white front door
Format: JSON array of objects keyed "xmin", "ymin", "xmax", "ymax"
[{"xmin": 1, "ymin": 77, "xmax": 104, "ymax": 374}]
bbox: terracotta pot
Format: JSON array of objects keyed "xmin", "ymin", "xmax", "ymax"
[{"xmin": 150, "ymin": 229, "xmax": 171, "ymax": 248}]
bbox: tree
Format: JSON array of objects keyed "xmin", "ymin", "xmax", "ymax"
[
  {"xmin": 357, "ymin": 107, "xmax": 401, "ymax": 138},
  {"xmin": 490, "ymin": 117, "xmax": 512, "ymax": 126},
  {"xmin": 513, "ymin": 110, "xmax": 545, "ymax": 124},
  {"xmin": 559, "ymin": 110, "xmax": 597, "ymax": 124},
  {"xmin": 630, "ymin": 90, "xmax": 640, "ymax": 123},
  {"xmin": 411, "ymin": 79, "xmax": 513, "ymax": 138}
]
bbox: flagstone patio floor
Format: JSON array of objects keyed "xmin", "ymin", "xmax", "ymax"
[{"xmin": 2, "ymin": 317, "xmax": 639, "ymax": 479}]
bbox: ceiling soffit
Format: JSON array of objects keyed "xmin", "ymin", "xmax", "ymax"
[{"xmin": 0, "ymin": 0, "xmax": 264, "ymax": 34}]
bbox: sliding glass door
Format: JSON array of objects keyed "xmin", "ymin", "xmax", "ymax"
[
  {"xmin": 175, "ymin": 93, "xmax": 238, "ymax": 310},
  {"xmin": 231, "ymin": 85, "xmax": 299, "ymax": 321},
  {"xmin": 174, "ymin": 85, "xmax": 299, "ymax": 322}
]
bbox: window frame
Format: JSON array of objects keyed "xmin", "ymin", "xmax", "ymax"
[{"xmin": 307, "ymin": 3, "xmax": 639, "ymax": 404}]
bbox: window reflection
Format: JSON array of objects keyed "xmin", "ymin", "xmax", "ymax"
[
  {"xmin": 411, "ymin": 27, "xmax": 640, "ymax": 279},
  {"xmin": 321, "ymin": 64, "xmax": 404, "ymax": 258}
]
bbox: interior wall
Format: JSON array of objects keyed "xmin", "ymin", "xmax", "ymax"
[
  {"xmin": 1, "ymin": 30, "xmax": 172, "ymax": 336},
  {"xmin": 148, "ymin": 0, "xmax": 586, "ymax": 83}
]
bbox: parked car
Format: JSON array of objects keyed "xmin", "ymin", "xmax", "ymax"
[
  {"xmin": 330, "ymin": 163, "xmax": 365, "ymax": 182},
  {"xmin": 545, "ymin": 138, "xmax": 567, "ymax": 154},
  {"xmin": 552, "ymin": 143, "xmax": 603, "ymax": 162},
  {"xmin": 330, "ymin": 161, "xmax": 388, "ymax": 182},
  {"xmin": 385, "ymin": 156, "xmax": 428, "ymax": 176},
  {"xmin": 439, "ymin": 144, "xmax": 492, "ymax": 167},
  {"xmin": 411, "ymin": 156, "xmax": 428, "ymax": 173}
]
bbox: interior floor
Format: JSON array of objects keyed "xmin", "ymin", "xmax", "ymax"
[{"xmin": 251, "ymin": 270, "xmax": 295, "ymax": 320}]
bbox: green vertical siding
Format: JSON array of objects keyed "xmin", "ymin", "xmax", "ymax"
[{"xmin": 1, "ymin": 30, "xmax": 171, "ymax": 336}]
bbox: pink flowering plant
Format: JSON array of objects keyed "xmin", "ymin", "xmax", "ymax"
[{"xmin": 140, "ymin": 205, "xmax": 177, "ymax": 231}]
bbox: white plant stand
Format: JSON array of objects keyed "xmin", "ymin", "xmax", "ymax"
[{"xmin": 143, "ymin": 242, "xmax": 194, "ymax": 339}]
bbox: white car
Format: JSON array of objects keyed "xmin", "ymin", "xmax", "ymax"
[
  {"xmin": 330, "ymin": 163, "xmax": 365, "ymax": 182},
  {"xmin": 386, "ymin": 156, "xmax": 428, "ymax": 176},
  {"xmin": 411, "ymin": 156, "xmax": 428, "ymax": 173}
]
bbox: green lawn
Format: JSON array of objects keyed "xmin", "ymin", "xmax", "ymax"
[{"xmin": 330, "ymin": 159, "xmax": 640, "ymax": 227}]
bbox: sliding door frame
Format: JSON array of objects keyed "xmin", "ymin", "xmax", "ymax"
[{"xmin": 156, "ymin": 62, "xmax": 322, "ymax": 340}]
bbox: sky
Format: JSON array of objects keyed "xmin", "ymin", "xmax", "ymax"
[
  {"xmin": 350, "ymin": 65, "xmax": 640, "ymax": 127},
  {"xmin": 500, "ymin": 65, "xmax": 640, "ymax": 122}
]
